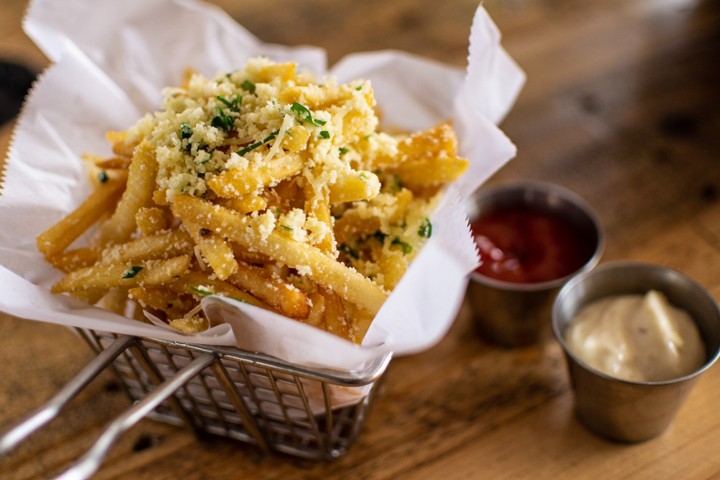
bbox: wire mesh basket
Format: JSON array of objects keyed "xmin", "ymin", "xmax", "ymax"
[{"xmin": 0, "ymin": 328, "xmax": 392, "ymax": 479}]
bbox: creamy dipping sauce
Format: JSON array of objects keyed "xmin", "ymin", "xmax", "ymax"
[{"xmin": 564, "ymin": 290, "xmax": 706, "ymax": 382}]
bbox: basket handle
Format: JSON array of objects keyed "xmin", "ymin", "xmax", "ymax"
[
  {"xmin": 53, "ymin": 352, "xmax": 216, "ymax": 480},
  {"xmin": 0, "ymin": 335, "xmax": 137, "ymax": 456}
]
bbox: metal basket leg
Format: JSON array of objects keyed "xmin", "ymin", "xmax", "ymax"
[{"xmin": 54, "ymin": 352, "xmax": 216, "ymax": 480}]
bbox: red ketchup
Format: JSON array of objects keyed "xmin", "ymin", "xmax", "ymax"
[{"xmin": 471, "ymin": 206, "xmax": 593, "ymax": 284}]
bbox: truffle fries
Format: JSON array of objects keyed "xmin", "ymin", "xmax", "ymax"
[{"xmin": 37, "ymin": 57, "xmax": 469, "ymax": 343}]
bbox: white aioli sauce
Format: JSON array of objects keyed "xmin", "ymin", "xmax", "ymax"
[{"xmin": 565, "ymin": 290, "xmax": 706, "ymax": 382}]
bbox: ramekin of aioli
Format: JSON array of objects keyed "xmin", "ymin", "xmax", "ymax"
[
  {"xmin": 564, "ymin": 290, "xmax": 706, "ymax": 383},
  {"xmin": 553, "ymin": 262, "xmax": 720, "ymax": 442},
  {"xmin": 466, "ymin": 181, "xmax": 604, "ymax": 347}
]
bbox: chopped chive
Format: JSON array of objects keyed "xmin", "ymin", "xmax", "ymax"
[
  {"xmin": 122, "ymin": 266, "xmax": 143, "ymax": 279},
  {"xmin": 180, "ymin": 123, "xmax": 193, "ymax": 139},
  {"xmin": 418, "ymin": 218, "xmax": 432, "ymax": 238},
  {"xmin": 240, "ymin": 79, "xmax": 256, "ymax": 94},
  {"xmin": 189, "ymin": 285, "xmax": 214, "ymax": 296},
  {"xmin": 391, "ymin": 237, "xmax": 412, "ymax": 255},
  {"xmin": 216, "ymin": 94, "xmax": 242, "ymax": 112},
  {"xmin": 211, "ymin": 106, "xmax": 234, "ymax": 131},
  {"xmin": 290, "ymin": 102, "xmax": 326, "ymax": 126},
  {"xmin": 97, "ymin": 169, "xmax": 109, "ymax": 184},
  {"xmin": 238, "ymin": 130, "xmax": 278, "ymax": 155},
  {"xmin": 318, "ymin": 130, "xmax": 330, "ymax": 139},
  {"xmin": 339, "ymin": 147, "xmax": 349, "ymax": 156}
]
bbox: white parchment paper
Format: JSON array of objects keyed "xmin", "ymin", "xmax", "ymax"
[{"xmin": 0, "ymin": 0, "xmax": 524, "ymax": 373}]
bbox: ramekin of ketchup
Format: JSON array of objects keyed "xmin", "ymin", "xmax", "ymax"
[{"xmin": 466, "ymin": 180, "xmax": 603, "ymax": 347}]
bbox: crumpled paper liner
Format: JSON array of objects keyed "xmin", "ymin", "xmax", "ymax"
[{"xmin": 0, "ymin": 0, "xmax": 524, "ymax": 377}]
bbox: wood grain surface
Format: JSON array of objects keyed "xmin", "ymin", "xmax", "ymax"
[{"xmin": 1, "ymin": 0, "xmax": 720, "ymax": 478}]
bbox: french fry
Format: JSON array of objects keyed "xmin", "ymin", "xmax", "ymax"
[
  {"xmin": 36, "ymin": 174, "xmax": 126, "ymax": 257},
  {"xmin": 171, "ymin": 195, "xmax": 388, "ymax": 315},
  {"xmin": 135, "ymin": 206, "xmax": 170, "ymax": 236},
  {"xmin": 207, "ymin": 153, "xmax": 304, "ymax": 198},
  {"xmin": 227, "ymin": 262, "xmax": 310, "ymax": 318},
  {"xmin": 320, "ymin": 288, "xmax": 351, "ymax": 340},
  {"xmin": 168, "ymin": 271, "xmax": 269, "ymax": 310},
  {"xmin": 46, "ymin": 248, "xmax": 99, "ymax": 272},
  {"xmin": 328, "ymin": 170, "xmax": 381, "ymax": 204},
  {"xmin": 106, "ymin": 130, "xmax": 136, "ymax": 158},
  {"xmin": 183, "ymin": 220, "xmax": 238, "ymax": 280},
  {"xmin": 303, "ymin": 168, "xmax": 335, "ymax": 253},
  {"xmin": 220, "ymin": 194, "xmax": 268, "ymax": 215},
  {"xmin": 52, "ymin": 255, "xmax": 191, "ymax": 293},
  {"xmin": 96, "ymin": 141, "xmax": 157, "ymax": 247},
  {"xmin": 99, "ymin": 229, "xmax": 193, "ymax": 265},
  {"xmin": 129, "ymin": 286, "xmax": 195, "ymax": 319},
  {"xmin": 389, "ymin": 154, "xmax": 469, "ymax": 188}
]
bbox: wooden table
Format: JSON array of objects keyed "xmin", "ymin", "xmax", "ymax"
[{"xmin": 2, "ymin": 0, "xmax": 720, "ymax": 478}]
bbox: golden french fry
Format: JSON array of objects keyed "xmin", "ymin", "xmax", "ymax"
[
  {"xmin": 99, "ymin": 229, "xmax": 192, "ymax": 265},
  {"xmin": 389, "ymin": 155, "xmax": 469, "ymax": 188},
  {"xmin": 321, "ymin": 288, "xmax": 351, "ymax": 340},
  {"xmin": 129, "ymin": 286, "xmax": 195, "ymax": 319},
  {"xmin": 304, "ymin": 291, "xmax": 326, "ymax": 329},
  {"xmin": 183, "ymin": 220, "xmax": 238, "ymax": 280},
  {"xmin": 328, "ymin": 170, "xmax": 381, "ymax": 204},
  {"xmin": 220, "ymin": 194, "xmax": 268, "ymax": 215},
  {"xmin": 171, "ymin": 195, "xmax": 388, "ymax": 314},
  {"xmin": 168, "ymin": 271, "xmax": 269, "ymax": 310},
  {"xmin": 207, "ymin": 153, "xmax": 304, "ymax": 198},
  {"xmin": 36, "ymin": 175, "xmax": 126, "ymax": 257},
  {"xmin": 135, "ymin": 207, "xmax": 170, "ymax": 236},
  {"xmin": 303, "ymin": 168, "xmax": 335, "ymax": 253},
  {"xmin": 106, "ymin": 130, "xmax": 136, "ymax": 158},
  {"xmin": 46, "ymin": 248, "xmax": 99, "ymax": 273},
  {"xmin": 96, "ymin": 141, "xmax": 158, "ymax": 247},
  {"xmin": 376, "ymin": 249, "xmax": 408, "ymax": 291},
  {"xmin": 52, "ymin": 255, "xmax": 191, "ymax": 293},
  {"xmin": 227, "ymin": 261, "xmax": 310, "ymax": 319}
]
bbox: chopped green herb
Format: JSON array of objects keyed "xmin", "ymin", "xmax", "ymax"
[
  {"xmin": 216, "ymin": 94, "xmax": 242, "ymax": 112},
  {"xmin": 211, "ymin": 106, "xmax": 234, "ymax": 131},
  {"xmin": 189, "ymin": 285, "xmax": 214, "ymax": 296},
  {"xmin": 290, "ymin": 102, "xmax": 326, "ymax": 126},
  {"xmin": 391, "ymin": 237, "xmax": 412, "ymax": 255},
  {"xmin": 97, "ymin": 169, "xmax": 109, "ymax": 184},
  {"xmin": 238, "ymin": 130, "xmax": 278, "ymax": 155},
  {"xmin": 418, "ymin": 218, "xmax": 432, "ymax": 238},
  {"xmin": 355, "ymin": 85, "xmax": 364, "ymax": 91},
  {"xmin": 180, "ymin": 123, "xmax": 193, "ymax": 139},
  {"xmin": 339, "ymin": 147, "xmax": 349, "ymax": 156},
  {"xmin": 240, "ymin": 79, "xmax": 256, "ymax": 94},
  {"xmin": 122, "ymin": 266, "xmax": 143, "ymax": 279},
  {"xmin": 339, "ymin": 243, "xmax": 359, "ymax": 259},
  {"xmin": 280, "ymin": 225, "xmax": 293, "ymax": 232},
  {"xmin": 318, "ymin": 130, "xmax": 330, "ymax": 139}
]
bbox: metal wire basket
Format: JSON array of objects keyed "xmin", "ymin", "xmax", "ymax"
[{"xmin": 0, "ymin": 328, "xmax": 392, "ymax": 479}]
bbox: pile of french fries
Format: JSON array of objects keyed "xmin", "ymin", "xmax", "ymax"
[{"xmin": 37, "ymin": 57, "xmax": 469, "ymax": 343}]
